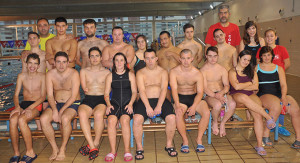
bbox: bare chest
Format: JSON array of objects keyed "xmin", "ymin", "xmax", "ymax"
[
  {"xmin": 177, "ymin": 74, "xmax": 197, "ymax": 86},
  {"xmin": 52, "ymin": 75, "xmax": 72, "ymax": 91},
  {"xmin": 52, "ymin": 40, "xmax": 71, "ymax": 54}
]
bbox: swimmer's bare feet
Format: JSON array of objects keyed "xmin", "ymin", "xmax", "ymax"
[
  {"xmin": 55, "ymin": 150, "xmax": 65, "ymax": 161},
  {"xmin": 212, "ymin": 121, "xmax": 219, "ymax": 135},
  {"xmin": 49, "ymin": 150, "xmax": 58, "ymax": 161},
  {"xmin": 219, "ymin": 123, "xmax": 226, "ymax": 137}
]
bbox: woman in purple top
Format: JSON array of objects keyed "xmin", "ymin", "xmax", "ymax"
[{"xmin": 229, "ymin": 50, "xmax": 276, "ymax": 156}]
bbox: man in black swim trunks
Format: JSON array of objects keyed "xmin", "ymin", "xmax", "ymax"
[
  {"xmin": 40, "ymin": 52, "xmax": 81, "ymax": 161},
  {"xmin": 9, "ymin": 54, "xmax": 46, "ymax": 163},
  {"xmin": 170, "ymin": 49, "xmax": 210, "ymax": 153},
  {"xmin": 77, "ymin": 47, "xmax": 110, "ymax": 160},
  {"xmin": 133, "ymin": 49, "xmax": 177, "ymax": 160}
]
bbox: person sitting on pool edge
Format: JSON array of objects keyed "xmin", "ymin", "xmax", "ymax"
[{"xmin": 9, "ymin": 53, "xmax": 46, "ymax": 163}]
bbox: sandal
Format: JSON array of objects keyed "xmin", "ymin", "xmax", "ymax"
[
  {"xmin": 105, "ymin": 153, "xmax": 117, "ymax": 162},
  {"xmin": 164, "ymin": 147, "xmax": 178, "ymax": 157},
  {"xmin": 195, "ymin": 144, "xmax": 205, "ymax": 153},
  {"xmin": 124, "ymin": 153, "xmax": 133, "ymax": 162},
  {"xmin": 266, "ymin": 117, "xmax": 276, "ymax": 130},
  {"xmin": 89, "ymin": 148, "xmax": 99, "ymax": 160},
  {"xmin": 20, "ymin": 154, "xmax": 38, "ymax": 163},
  {"xmin": 9, "ymin": 155, "xmax": 20, "ymax": 163},
  {"xmin": 79, "ymin": 144, "xmax": 90, "ymax": 156},
  {"xmin": 255, "ymin": 147, "xmax": 267, "ymax": 156},
  {"xmin": 291, "ymin": 140, "xmax": 300, "ymax": 149},
  {"xmin": 180, "ymin": 144, "xmax": 189, "ymax": 153},
  {"xmin": 135, "ymin": 150, "xmax": 144, "ymax": 160},
  {"xmin": 262, "ymin": 137, "xmax": 273, "ymax": 146}
]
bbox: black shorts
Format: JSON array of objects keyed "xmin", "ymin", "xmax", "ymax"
[
  {"xmin": 178, "ymin": 94, "xmax": 196, "ymax": 108},
  {"xmin": 81, "ymin": 95, "xmax": 106, "ymax": 109},
  {"xmin": 134, "ymin": 98, "xmax": 174, "ymax": 121},
  {"xmin": 107, "ymin": 98, "xmax": 133, "ymax": 120},
  {"xmin": 20, "ymin": 101, "xmax": 43, "ymax": 115}
]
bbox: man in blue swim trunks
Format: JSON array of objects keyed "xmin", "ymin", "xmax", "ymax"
[
  {"xmin": 40, "ymin": 51, "xmax": 81, "ymax": 161},
  {"xmin": 170, "ymin": 49, "xmax": 210, "ymax": 153}
]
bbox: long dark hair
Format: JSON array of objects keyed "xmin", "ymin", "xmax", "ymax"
[
  {"xmin": 238, "ymin": 50, "xmax": 254, "ymax": 79},
  {"xmin": 112, "ymin": 52, "xmax": 130, "ymax": 73},
  {"xmin": 135, "ymin": 34, "xmax": 147, "ymax": 50},
  {"xmin": 243, "ymin": 21, "xmax": 259, "ymax": 45}
]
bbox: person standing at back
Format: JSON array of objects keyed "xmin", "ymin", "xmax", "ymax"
[{"xmin": 205, "ymin": 4, "xmax": 241, "ymax": 52}]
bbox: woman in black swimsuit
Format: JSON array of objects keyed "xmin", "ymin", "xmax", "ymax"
[
  {"xmin": 239, "ymin": 21, "xmax": 265, "ymax": 66},
  {"xmin": 257, "ymin": 46, "xmax": 300, "ymax": 149},
  {"xmin": 104, "ymin": 53, "xmax": 137, "ymax": 162},
  {"xmin": 130, "ymin": 34, "xmax": 147, "ymax": 73}
]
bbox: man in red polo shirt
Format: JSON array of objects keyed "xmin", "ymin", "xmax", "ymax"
[{"xmin": 205, "ymin": 4, "xmax": 241, "ymax": 52}]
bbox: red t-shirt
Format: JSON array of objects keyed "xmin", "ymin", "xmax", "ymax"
[
  {"xmin": 256, "ymin": 45, "xmax": 289, "ymax": 70},
  {"xmin": 205, "ymin": 22, "xmax": 241, "ymax": 47}
]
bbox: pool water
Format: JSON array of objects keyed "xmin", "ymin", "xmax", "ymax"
[{"xmin": 0, "ymin": 59, "xmax": 22, "ymax": 111}]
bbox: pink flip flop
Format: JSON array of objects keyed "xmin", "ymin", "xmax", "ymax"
[
  {"xmin": 124, "ymin": 152, "xmax": 133, "ymax": 162},
  {"xmin": 105, "ymin": 153, "xmax": 117, "ymax": 162}
]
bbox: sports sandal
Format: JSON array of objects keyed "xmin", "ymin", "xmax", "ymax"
[
  {"xmin": 255, "ymin": 147, "xmax": 267, "ymax": 156},
  {"xmin": 195, "ymin": 144, "xmax": 205, "ymax": 153},
  {"xmin": 20, "ymin": 154, "xmax": 38, "ymax": 163},
  {"xmin": 291, "ymin": 140, "xmax": 300, "ymax": 149},
  {"xmin": 164, "ymin": 147, "xmax": 178, "ymax": 157},
  {"xmin": 9, "ymin": 155, "xmax": 20, "ymax": 163},
  {"xmin": 79, "ymin": 144, "xmax": 90, "ymax": 156},
  {"xmin": 135, "ymin": 150, "xmax": 144, "ymax": 160},
  {"xmin": 88, "ymin": 148, "xmax": 99, "ymax": 160},
  {"xmin": 262, "ymin": 137, "xmax": 273, "ymax": 146},
  {"xmin": 180, "ymin": 144, "xmax": 190, "ymax": 153},
  {"xmin": 104, "ymin": 153, "xmax": 117, "ymax": 162},
  {"xmin": 124, "ymin": 153, "xmax": 133, "ymax": 162},
  {"xmin": 266, "ymin": 117, "xmax": 276, "ymax": 130}
]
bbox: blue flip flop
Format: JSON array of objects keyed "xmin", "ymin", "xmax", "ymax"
[
  {"xmin": 180, "ymin": 144, "xmax": 190, "ymax": 153},
  {"xmin": 20, "ymin": 154, "xmax": 37, "ymax": 163},
  {"xmin": 9, "ymin": 155, "xmax": 20, "ymax": 163},
  {"xmin": 195, "ymin": 144, "xmax": 205, "ymax": 153}
]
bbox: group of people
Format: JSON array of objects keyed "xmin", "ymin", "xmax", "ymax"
[{"xmin": 8, "ymin": 4, "xmax": 300, "ymax": 163}]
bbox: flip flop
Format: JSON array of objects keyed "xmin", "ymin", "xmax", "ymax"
[
  {"xmin": 105, "ymin": 153, "xmax": 117, "ymax": 162},
  {"xmin": 266, "ymin": 117, "xmax": 276, "ymax": 130},
  {"xmin": 20, "ymin": 154, "xmax": 38, "ymax": 163},
  {"xmin": 89, "ymin": 148, "xmax": 99, "ymax": 160},
  {"xmin": 291, "ymin": 140, "xmax": 300, "ymax": 149},
  {"xmin": 164, "ymin": 147, "xmax": 178, "ymax": 157},
  {"xmin": 180, "ymin": 144, "xmax": 190, "ymax": 153},
  {"xmin": 9, "ymin": 155, "xmax": 20, "ymax": 163},
  {"xmin": 255, "ymin": 147, "xmax": 267, "ymax": 156},
  {"xmin": 195, "ymin": 144, "xmax": 205, "ymax": 153},
  {"xmin": 262, "ymin": 137, "xmax": 273, "ymax": 146},
  {"xmin": 79, "ymin": 144, "xmax": 90, "ymax": 156},
  {"xmin": 124, "ymin": 153, "xmax": 133, "ymax": 162},
  {"xmin": 135, "ymin": 150, "xmax": 144, "ymax": 160}
]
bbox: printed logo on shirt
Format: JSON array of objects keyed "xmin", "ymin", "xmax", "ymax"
[
  {"xmin": 274, "ymin": 54, "xmax": 280, "ymax": 60},
  {"xmin": 228, "ymin": 34, "xmax": 232, "ymax": 44}
]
